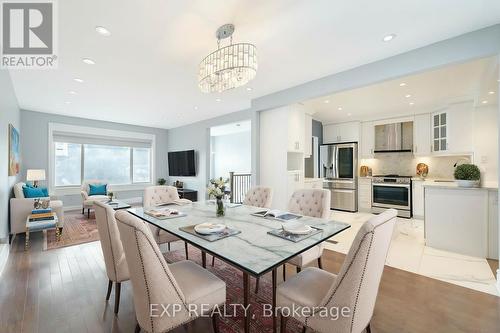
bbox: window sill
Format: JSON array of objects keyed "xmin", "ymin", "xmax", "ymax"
[{"xmin": 53, "ymin": 183, "xmax": 153, "ymax": 196}]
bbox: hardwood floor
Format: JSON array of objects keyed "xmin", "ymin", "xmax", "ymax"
[{"xmin": 1, "ymin": 233, "xmax": 499, "ymax": 333}]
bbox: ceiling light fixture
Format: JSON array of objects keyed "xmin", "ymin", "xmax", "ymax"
[
  {"xmin": 199, "ymin": 24, "xmax": 257, "ymax": 93},
  {"xmin": 482, "ymin": 100, "xmax": 488, "ymax": 104},
  {"xmin": 194, "ymin": 106, "xmax": 198, "ymax": 110},
  {"xmin": 215, "ymin": 98, "xmax": 221, "ymax": 102},
  {"xmin": 324, "ymin": 100, "xmax": 330, "ymax": 104},
  {"xmin": 405, "ymin": 94, "xmax": 412, "ymax": 98},
  {"xmin": 68, "ymin": 91, "xmax": 77, "ymax": 95},
  {"xmin": 246, "ymin": 87, "xmax": 252, "ymax": 91},
  {"xmin": 399, "ymin": 82, "xmax": 407, "ymax": 87},
  {"xmin": 82, "ymin": 58, "xmax": 95, "ymax": 65},
  {"xmin": 383, "ymin": 34, "xmax": 396, "ymax": 42},
  {"xmin": 338, "ymin": 107, "xmax": 343, "ymax": 111},
  {"xmin": 488, "ymin": 91, "xmax": 495, "ymax": 95},
  {"xmin": 65, "ymin": 101, "xmax": 71, "ymax": 104},
  {"xmin": 73, "ymin": 78, "xmax": 84, "ymax": 83},
  {"xmin": 347, "ymin": 113, "xmax": 352, "ymax": 116},
  {"xmin": 95, "ymin": 26, "xmax": 111, "ymax": 36},
  {"xmin": 409, "ymin": 102, "xmax": 415, "ymax": 106}
]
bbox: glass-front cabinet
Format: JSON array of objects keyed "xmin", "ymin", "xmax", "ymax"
[{"xmin": 432, "ymin": 111, "xmax": 448, "ymax": 152}]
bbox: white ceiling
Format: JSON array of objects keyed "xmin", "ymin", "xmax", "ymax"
[
  {"xmin": 7, "ymin": 0, "xmax": 500, "ymax": 129},
  {"xmin": 305, "ymin": 56, "xmax": 499, "ymax": 124}
]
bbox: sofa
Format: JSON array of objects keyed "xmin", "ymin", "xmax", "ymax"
[
  {"xmin": 10, "ymin": 182, "xmax": 65, "ymax": 236},
  {"xmin": 81, "ymin": 180, "xmax": 110, "ymax": 218}
]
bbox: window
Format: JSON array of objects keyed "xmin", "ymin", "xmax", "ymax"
[
  {"xmin": 53, "ymin": 142, "xmax": 152, "ymax": 187},
  {"xmin": 55, "ymin": 143, "xmax": 81, "ymax": 186}
]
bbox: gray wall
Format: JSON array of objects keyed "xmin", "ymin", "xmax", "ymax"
[
  {"xmin": 167, "ymin": 109, "xmax": 259, "ymax": 196},
  {"xmin": 304, "ymin": 119, "xmax": 323, "ymax": 177},
  {"xmin": 0, "ymin": 70, "xmax": 21, "ymax": 240},
  {"xmin": 20, "ymin": 110, "xmax": 168, "ymax": 207}
]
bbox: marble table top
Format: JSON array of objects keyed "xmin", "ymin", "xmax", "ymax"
[{"xmin": 128, "ymin": 202, "xmax": 350, "ymax": 276}]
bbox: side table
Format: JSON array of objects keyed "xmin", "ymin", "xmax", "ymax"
[{"xmin": 25, "ymin": 215, "xmax": 60, "ymax": 250}]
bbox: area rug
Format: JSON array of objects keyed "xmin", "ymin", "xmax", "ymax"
[
  {"xmin": 165, "ymin": 248, "xmax": 304, "ymax": 333},
  {"xmin": 45, "ymin": 211, "xmax": 100, "ymax": 250}
]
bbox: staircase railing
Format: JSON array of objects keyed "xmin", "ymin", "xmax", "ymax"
[{"xmin": 229, "ymin": 172, "xmax": 252, "ymax": 203}]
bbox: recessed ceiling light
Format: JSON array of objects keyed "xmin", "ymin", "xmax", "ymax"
[
  {"xmin": 236, "ymin": 123, "xmax": 241, "ymax": 127},
  {"xmin": 82, "ymin": 58, "xmax": 95, "ymax": 65},
  {"xmin": 73, "ymin": 78, "xmax": 84, "ymax": 83},
  {"xmin": 399, "ymin": 82, "xmax": 407, "ymax": 87},
  {"xmin": 324, "ymin": 100, "xmax": 330, "ymax": 104},
  {"xmin": 409, "ymin": 102, "xmax": 415, "ymax": 106},
  {"xmin": 65, "ymin": 101, "xmax": 71, "ymax": 105},
  {"xmin": 95, "ymin": 26, "xmax": 111, "ymax": 36},
  {"xmin": 246, "ymin": 87, "xmax": 252, "ymax": 91},
  {"xmin": 215, "ymin": 98, "xmax": 221, "ymax": 102},
  {"xmin": 68, "ymin": 91, "xmax": 77, "ymax": 95},
  {"xmin": 347, "ymin": 113, "xmax": 352, "ymax": 117},
  {"xmin": 488, "ymin": 91, "xmax": 495, "ymax": 95},
  {"xmin": 194, "ymin": 106, "xmax": 198, "ymax": 110},
  {"xmin": 383, "ymin": 34, "xmax": 396, "ymax": 42},
  {"xmin": 482, "ymin": 100, "xmax": 488, "ymax": 104},
  {"xmin": 405, "ymin": 94, "xmax": 412, "ymax": 98},
  {"xmin": 337, "ymin": 107, "xmax": 342, "ymax": 111}
]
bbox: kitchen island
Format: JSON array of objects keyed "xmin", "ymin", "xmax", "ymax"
[{"xmin": 423, "ymin": 181, "xmax": 498, "ymax": 259}]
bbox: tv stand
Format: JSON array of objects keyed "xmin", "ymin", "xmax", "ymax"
[{"xmin": 177, "ymin": 188, "xmax": 198, "ymax": 202}]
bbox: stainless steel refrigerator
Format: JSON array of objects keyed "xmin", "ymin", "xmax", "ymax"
[{"xmin": 320, "ymin": 143, "xmax": 358, "ymax": 212}]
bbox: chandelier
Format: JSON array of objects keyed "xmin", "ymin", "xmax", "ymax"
[{"xmin": 198, "ymin": 24, "xmax": 257, "ymax": 93}]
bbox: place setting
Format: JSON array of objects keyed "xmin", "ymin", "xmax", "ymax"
[{"xmin": 180, "ymin": 222, "xmax": 241, "ymax": 242}]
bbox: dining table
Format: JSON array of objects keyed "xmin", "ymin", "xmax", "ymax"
[{"xmin": 128, "ymin": 201, "xmax": 350, "ymax": 333}]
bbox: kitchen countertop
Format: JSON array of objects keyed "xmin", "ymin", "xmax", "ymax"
[{"xmin": 420, "ymin": 179, "xmax": 498, "ymax": 190}]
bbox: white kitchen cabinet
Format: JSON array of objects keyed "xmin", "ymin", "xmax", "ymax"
[
  {"xmin": 287, "ymin": 105, "xmax": 306, "ymax": 153},
  {"xmin": 431, "ymin": 102, "xmax": 473, "ymax": 155},
  {"xmin": 358, "ymin": 177, "xmax": 372, "ymax": 212},
  {"xmin": 413, "ymin": 114, "xmax": 431, "ymax": 156},
  {"xmin": 412, "ymin": 179, "xmax": 425, "ymax": 218},
  {"xmin": 360, "ymin": 122, "xmax": 374, "ymax": 158},
  {"xmin": 287, "ymin": 171, "xmax": 303, "ymax": 203},
  {"xmin": 323, "ymin": 122, "xmax": 360, "ymax": 143},
  {"xmin": 304, "ymin": 114, "xmax": 312, "ymax": 157}
]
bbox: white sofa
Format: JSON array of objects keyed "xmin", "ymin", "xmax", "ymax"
[
  {"xmin": 10, "ymin": 182, "xmax": 65, "ymax": 236},
  {"xmin": 81, "ymin": 180, "xmax": 110, "ymax": 218}
]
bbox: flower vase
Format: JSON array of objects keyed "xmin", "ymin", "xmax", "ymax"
[{"xmin": 216, "ymin": 196, "xmax": 225, "ymax": 217}]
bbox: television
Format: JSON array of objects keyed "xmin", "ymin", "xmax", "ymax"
[{"xmin": 168, "ymin": 150, "xmax": 196, "ymax": 176}]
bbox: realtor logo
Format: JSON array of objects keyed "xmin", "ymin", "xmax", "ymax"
[{"xmin": 1, "ymin": 0, "xmax": 58, "ymax": 68}]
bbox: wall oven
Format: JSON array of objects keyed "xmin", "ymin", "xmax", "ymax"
[{"xmin": 371, "ymin": 175, "xmax": 412, "ymax": 218}]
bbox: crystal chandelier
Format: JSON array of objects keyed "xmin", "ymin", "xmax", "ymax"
[{"xmin": 198, "ymin": 24, "xmax": 257, "ymax": 93}]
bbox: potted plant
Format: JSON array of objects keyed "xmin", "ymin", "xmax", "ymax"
[
  {"xmin": 454, "ymin": 164, "xmax": 480, "ymax": 188},
  {"xmin": 157, "ymin": 178, "xmax": 166, "ymax": 185}
]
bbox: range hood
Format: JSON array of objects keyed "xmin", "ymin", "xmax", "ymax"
[{"xmin": 374, "ymin": 121, "xmax": 413, "ymax": 153}]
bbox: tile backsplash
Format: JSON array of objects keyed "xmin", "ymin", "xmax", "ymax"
[{"xmin": 360, "ymin": 153, "xmax": 471, "ymax": 179}]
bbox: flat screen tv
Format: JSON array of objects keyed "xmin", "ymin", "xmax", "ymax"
[{"xmin": 168, "ymin": 150, "xmax": 196, "ymax": 176}]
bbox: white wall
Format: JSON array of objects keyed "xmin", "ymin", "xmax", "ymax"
[
  {"xmin": 211, "ymin": 131, "xmax": 251, "ymax": 179},
  {"xmin": 474, "ymin": 105, "xmax": 498, "ymax": 185}
]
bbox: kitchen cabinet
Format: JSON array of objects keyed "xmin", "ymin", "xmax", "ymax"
[
  {"xmin": 431, "ymin": 102, "xmax": 473, "ymax": 155},
  {"xmin": 304, "ymin": 114, "xmax": 312, "ymax": 157},
  {"xmin": 412, "ymin": 179, "xmax": 424, "ymax": 218},
  {"xmin": 488, "ymin": 190, "xmax": 498, "ymax": 260},
  {"xmin": 360, "ymin": 122, "xmax": 374, "ymax": 158},
  {"xmin": 287, "ymin": 105, "xmax": 306, "ymax": 153},
  {"xmin": 287, "ymin": 171, "xmax": 303, "ymax": 203},
  {"xmin": 358, "ymin": 177, "xmax": 372, "ymax": 212},
  {"xmin": 413, "ymin": 114, "xmax": 431, "ymax": 156},
  {"xmin": 323, "ymin": 122, "xmax": 360, "ymax": 143}
]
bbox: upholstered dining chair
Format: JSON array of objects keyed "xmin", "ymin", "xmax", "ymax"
[
  {"xmin": 115, "ymin": 210, "xmax": 226, "ymax": 333},
  {"xmin": 143, "ymin": 185, "xmax": 189, "ymax": 257},
  {"xmin": 94, "ymin": 200, "xmax": 129, "ymax": 314},
  {"xmin": 242, "ymin": 186, "xmax": 273, "ymax": 208},
  {"xmin": 278, "ymin": 208, "xmax": 397, "ymax": 333},
  {"xmin": 283, "ymin": 188, "xmax": 331, "ymax": 279}
]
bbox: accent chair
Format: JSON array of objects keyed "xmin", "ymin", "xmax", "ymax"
[{"xmin": 81, "ymin": 180, "xmax": 109, "ymax": 218}]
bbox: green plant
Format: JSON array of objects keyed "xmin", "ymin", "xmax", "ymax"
[
  {"xmin": 454, "ymin": 164, "xmax": 480, "ymax": 181},
  {"xmin": 157, "ymin": 178, "xmax": 167, "ymax": 185}
]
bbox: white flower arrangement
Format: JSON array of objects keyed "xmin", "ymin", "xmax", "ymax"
[{"xmin": 207, "ymin": 177, "xmax": 228, "ymax": 198}]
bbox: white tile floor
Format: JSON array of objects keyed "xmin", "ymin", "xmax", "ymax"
[{"xmin": 325, "ymin": 210, "xmax": 499, "ymax": 296}]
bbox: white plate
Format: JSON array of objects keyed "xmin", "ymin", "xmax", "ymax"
[
  {"xmin": 194, "ymin": 223, "xmax": 226, "ymax": 235},
  {"xmin": 282, "ymin": 222, "xmax": 313, "ymax": 235}
]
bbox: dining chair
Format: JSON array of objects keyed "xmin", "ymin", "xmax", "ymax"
[
  {"xmin": 115, "ymin": 210, "xmax": 226, "ymax": 333},
  {"xmin": 94, "ymin": 201, "xmax": 129, "ymax": 314},
  {"xmin": 143, "ymin": 185, "xmax": 189, "ymax": 257},
  {"xmin": 278, "ymin": 208, "xmax": 397, "ymax": 333},
  {"xmin": 242, "ymin": 186, "xmax": 273, "ymax": 208},
  {"xmin": 284, "ymin": 188, "xmax": 331, "ymax": 280}
]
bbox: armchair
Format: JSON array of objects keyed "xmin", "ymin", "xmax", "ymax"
[
  {"xmin": 81, "ymin": 180, "xmax": 109, "ymax": 218},
  {"xmin": 10, "ymin": 182, "xmax": 64, "ymax": 236}
]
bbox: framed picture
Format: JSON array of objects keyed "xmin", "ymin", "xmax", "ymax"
[{"xmin": 8, "ymin": 124, "xmax": 20, "ymax": 176}]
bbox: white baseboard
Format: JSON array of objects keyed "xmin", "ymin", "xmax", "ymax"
[
  {"xmin": 0, "ymin": 244, "xmax": 9, "ymax": 278},
  {"xmin": 497, "ymin": 269, "xmax": 500, "ymax": 294},
  {"xmin": 63, "ymin": 197, "xmax": 143, "ymax": 212}
]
